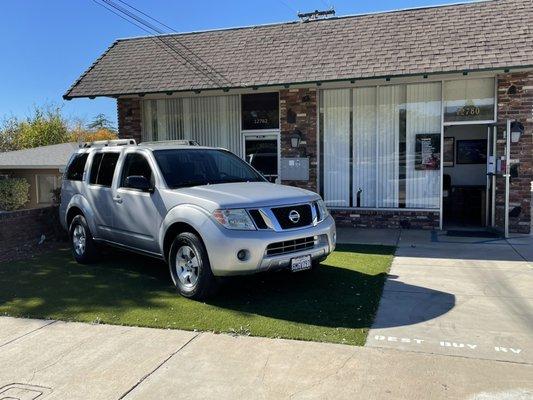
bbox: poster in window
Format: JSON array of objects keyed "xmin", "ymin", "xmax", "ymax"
[
  {"xmin": 456, "ymin": 139, "xmax": 487, "ymax": 164},
  {"xmin": 415, "ymin": 133, "xmax": 441, "ymax": 170},
  {"xmin": 443, "ymin": 137, "xmax": 454, "ymax": 167}
]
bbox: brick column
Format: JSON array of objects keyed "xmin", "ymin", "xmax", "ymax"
[
  {"xmin": 279, "ymin": 88, "xmax": 318, "ymax": 192},
  {"xmin": 496, "ymin": 72, "xmax": 533, "ymax": 234},
  {"xmin": 117, "ymin": 98, "xmax": 142, "ymax": 143}
]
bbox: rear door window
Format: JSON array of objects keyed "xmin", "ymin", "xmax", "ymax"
[
  {"xmin": 89, "ymin": 152, "xmax": 120, "ymax": 187},
  {"xmin": 65, "ymin": 153, "xmax": 88, "ymax": 181}
]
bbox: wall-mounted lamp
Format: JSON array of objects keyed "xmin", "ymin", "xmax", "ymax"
[
  {"xmin": 290, "ymin": 129, "xmax": 302, "ymax": 148},
  {"xmin": 510, "ymin": 121, "xmax": 524, "ymax": 143}
]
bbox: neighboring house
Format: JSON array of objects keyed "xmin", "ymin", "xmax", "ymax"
[
  {"xmin": 0, "ymin": 143, "xmax": 78, "ymax": 208},
  {"xmin": 64, "ymin": 0, "xmax": 533, "ymax": 234}
]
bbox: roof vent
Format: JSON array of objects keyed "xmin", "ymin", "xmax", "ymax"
[{"xmin": 298, "ymin": 8, "xmax": 335, "ymax": 22}]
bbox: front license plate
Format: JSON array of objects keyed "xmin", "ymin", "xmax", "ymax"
[{"xmin": 291, "ymin": 255, "xmax": 312, "ymax": 272}]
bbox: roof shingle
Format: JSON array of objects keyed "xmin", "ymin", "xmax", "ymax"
[{"xmin": 65, "ymin": 0, "xmax": 533, "ymax": 98}]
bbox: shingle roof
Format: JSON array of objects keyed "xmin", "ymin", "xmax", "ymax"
[
  {"xmin": 65, "ymin": 0, "xmax": 533, "ymax": 98},
  {"xmin": 0, "ymin": 143, "xmax": 78, "ymax": 169}
]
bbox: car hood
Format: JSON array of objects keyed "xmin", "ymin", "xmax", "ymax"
[{"xmin": 171, "ymin": 182, "xmax": 320, "ymax": 210}]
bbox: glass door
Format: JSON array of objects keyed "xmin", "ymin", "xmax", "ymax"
[{"xmin": 243, "ymin": 134, "xmax": 279, "ymax": 183}]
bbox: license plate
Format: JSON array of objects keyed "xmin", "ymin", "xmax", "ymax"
[{"xmin": 291, "ymin": 255, "xmax": 312, "ymax": 272}]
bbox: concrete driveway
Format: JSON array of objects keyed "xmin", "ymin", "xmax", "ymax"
[{"xmin": 364, "ymin": 230, "xmax": 533, "ymax": 364}]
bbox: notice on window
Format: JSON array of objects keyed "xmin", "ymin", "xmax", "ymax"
[{"xmin": 415, "ymin": 133, "xmax": 441, "ymax": 170}]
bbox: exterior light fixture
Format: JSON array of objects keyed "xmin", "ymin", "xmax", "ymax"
[
  {"xmin": 510, "ymin": 121, "xmax": 524, "ymax": 143},
  {"xmin": 290, "ymin": 129, "xmax": 302, "ymax": 148}
]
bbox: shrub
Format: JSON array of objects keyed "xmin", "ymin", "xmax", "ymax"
[{"xmin": 0, "ymin": 178, "xmax": 30, "ymax": 211}]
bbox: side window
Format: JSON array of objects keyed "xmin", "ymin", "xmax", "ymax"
[
  {"xmin": 120, "ymin": 153, "xmax": 154, "ymax": 188},
  {"xmin": 65, "ymin": 153, "xmax": 88, "ymax": 181},
  {"xmin": 89, "ymin": 153, "xmax": 103, "ymax": 185},
  {"xmin": 89, "ymin": 152, "xmax": 119, "ymax": 187}
]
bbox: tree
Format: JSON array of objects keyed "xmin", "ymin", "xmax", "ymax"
[
  {"xmin": 0, "ymin": 117, "xmax": 21, "ymax": 152},
  {"xmin": 15, "ymin": 106, "xmax": 69, "ymax": 149},
  {"xmin": 87, "ymin": 113, "xmax": 116, "ymax": 131}
]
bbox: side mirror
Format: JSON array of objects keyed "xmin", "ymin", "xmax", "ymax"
[{"xmin": 124, "ymin": 175, "xmax": 154, "ymax": 193}]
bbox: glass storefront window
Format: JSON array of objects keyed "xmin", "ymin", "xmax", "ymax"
[
  {"xmin": 443, "ymin": 78, "xmax": 495, "ymax": 123},
  {"xmin": 320, "ymin": 82, "xmax": 442, "ymax": 210},
  {"xmin": 241, "ymin": 93, "xmax": 279, "ymax": 130}
]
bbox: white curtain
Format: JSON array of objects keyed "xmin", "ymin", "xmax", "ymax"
[
  {"xmin": 322, "ymin": 89, "xmax": 351, "ymax": 207},
  {"xmin": 376, "ymin": 85, "xmax": 402, "ymax": 208},
  {"xmin": 406, "ymin": 83, "xmax": 441, "ymax": 208},
  {"xmin": 141, "ymin": 95, "xmax": 241, "ymax": 155},
  {"xmin": 352, "ymin": 87, "xmax": 376, "ymax": 207}
]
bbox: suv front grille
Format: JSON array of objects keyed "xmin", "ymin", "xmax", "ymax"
[
  {"xmin": 271, "ymin": 204, "xmax": 312, "ymax": 229},
  {"xmin": 266, "ymin": 236, "xmax": 316, "ymax": 256},
  {"xmin": 248, "ymin": 209, "xmax": 268, "ymax": 229}
]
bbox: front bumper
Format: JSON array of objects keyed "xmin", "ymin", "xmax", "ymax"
[{"xmin": 202, "ymin": 215, "xmax": 336, "ymax": 276}]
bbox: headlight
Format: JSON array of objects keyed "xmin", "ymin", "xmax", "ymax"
[
  {"xmin": 316, "ymin": 199, "xmax": 329, "ymax": 221},
  {"xmin": 213, "ymin": 209, "xmax": 256, "ymax": 230}
]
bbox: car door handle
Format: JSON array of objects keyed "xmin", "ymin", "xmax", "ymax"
[{"xmin": 113, "ymin": 196, "xmax": 123, "ymax": 204}]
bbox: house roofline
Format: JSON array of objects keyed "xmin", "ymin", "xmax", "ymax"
[
  {"xmin": 109, "ymin": 0, "xmax": 494, "ymax": 43},
  {"xmin": 63, "ymin": 63, "xmax": 531, "ymax": 100}
]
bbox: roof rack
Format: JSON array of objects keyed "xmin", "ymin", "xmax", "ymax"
[
  {"xmin": 139, "ymin": 140, "xmax": 200, "ymax": 147},
  {"xmin": 80, "ymin": 139, "xmax": 137, "ymax": 148}
]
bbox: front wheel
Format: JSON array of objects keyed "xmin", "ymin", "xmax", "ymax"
[{"xmin": 168, "ymin": 232, "xmax": 217, "ymax": 300}]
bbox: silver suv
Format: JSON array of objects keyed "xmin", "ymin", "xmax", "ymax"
[{"xmin": 60, "ymin": 140, "xmax": 336, "ymax": 299}]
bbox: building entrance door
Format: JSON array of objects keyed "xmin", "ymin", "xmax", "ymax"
[{"xmin": 243, "ymin": 134, "xmax": 279, "ymax": 183}]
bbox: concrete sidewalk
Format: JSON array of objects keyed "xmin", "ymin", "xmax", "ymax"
[
  {"xmin": 364, "ymin": 229, "xmax": 533, "ymax": 364},
  {"xmin": 0, "ymin": 317, "xmax": 531, "ymax": 400}
]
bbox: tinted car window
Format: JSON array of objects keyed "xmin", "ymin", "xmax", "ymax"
[
  {"xmin": 89, "ymin": 153, "xmax": 103, "ymax": 185},
  {"xmin": 153, "ymin": 149, "xmax": 265, "ymax": 189},
  {"xmin": 66, "ymin": 153, "xmax": 88, "ymax": 181},
  {"xmin": 89, "ymin": 152, "xmax": 119, "ymax": 187},
  {"xmin": 120, "ymin": 153, "xmax": 154, "ymax": 188}
]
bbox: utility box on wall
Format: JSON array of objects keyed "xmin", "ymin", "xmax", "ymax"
[{"xmin": 280, "ymin": 157, "xmax": 309, "ymax": 181}]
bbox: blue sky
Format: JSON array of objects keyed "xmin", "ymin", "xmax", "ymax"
[{"xmin": 0, "ymin": 0, "xmax": 462, "ymax": 126}]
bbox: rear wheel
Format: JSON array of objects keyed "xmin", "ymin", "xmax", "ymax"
[
  {"xmin": 168, "ymin": 232, "xmax": 216, "ymax": 300},
  {"xmin": 69, "ymin": 214, "xmax": 97, "ymax": 264}
]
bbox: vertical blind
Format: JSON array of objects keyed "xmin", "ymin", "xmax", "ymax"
[
  {"xmin": 142, "ymin": 95, "xmax": 241, "ymax": 155},
  {"xmin": 321, "ymin": 82, "xmax": 442, "ymax": 210}
]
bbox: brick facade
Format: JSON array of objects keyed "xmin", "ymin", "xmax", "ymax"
[
  {"xmin": 117, "ymin": 98, "xmax": 142, "ymax": 144},
  {"xmin": 332, "ymin": 209, "xmax": 439, "ymax": 230},
  {"xmin": 0, "ymin": 206, "xmax": 64, "ymax": 263},
  {"xmin": 279, "ymin": 88, "xmax": 318, "ymax": 192},
  {"xmin": 496, "ymin": 72, "xmax": 533, "ymax": 234}
]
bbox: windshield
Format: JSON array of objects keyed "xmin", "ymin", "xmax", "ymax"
[{"xmin": 153, "ymin": 148, "xmax": 266, "ymax": 189}]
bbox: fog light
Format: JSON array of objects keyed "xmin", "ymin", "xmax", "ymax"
[{"xmin": 237, "ymin": 249, "xmax": 248, "ymax": 261}]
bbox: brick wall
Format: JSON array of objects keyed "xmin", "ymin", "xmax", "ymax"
[
  {"xmin": 279, "ymin": 88, "xmax": 318, "ymax": 192},
  {"xmin": 0, "ymin": 206, "xmax": 64, "ymax": 263},
  {"xmin": 117, "ymin": 98, "xmax": 142, "ymax": 143},
  {"xmin": 496, "ymin": 72, "xmax": 533, "ymax": 234},
  {"xmin": 331, "ymin": 209, "xmax": 439, "ymax": 230}
]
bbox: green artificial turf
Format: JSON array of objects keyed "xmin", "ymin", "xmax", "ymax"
[{"xmin": 0, "ymin": 244, "xmax": 394, "ymax": 345}]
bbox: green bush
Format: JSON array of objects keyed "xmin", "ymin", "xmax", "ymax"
[{"xmin": 0, "ymin": 178, "xmax": 30, "ymax": 211}]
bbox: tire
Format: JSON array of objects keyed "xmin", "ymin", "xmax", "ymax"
[
  {"xmin": 69, "ymin": 214, "xmax": 98, "ymax": 264},
  {"xmin": 168, "ymin": 232, "xmax": 217, "ymax": 300}
]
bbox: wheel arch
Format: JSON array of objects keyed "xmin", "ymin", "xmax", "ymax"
[{"xmin": 162, "ymin": 222, "xmax": 202, "ymax": 262}]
